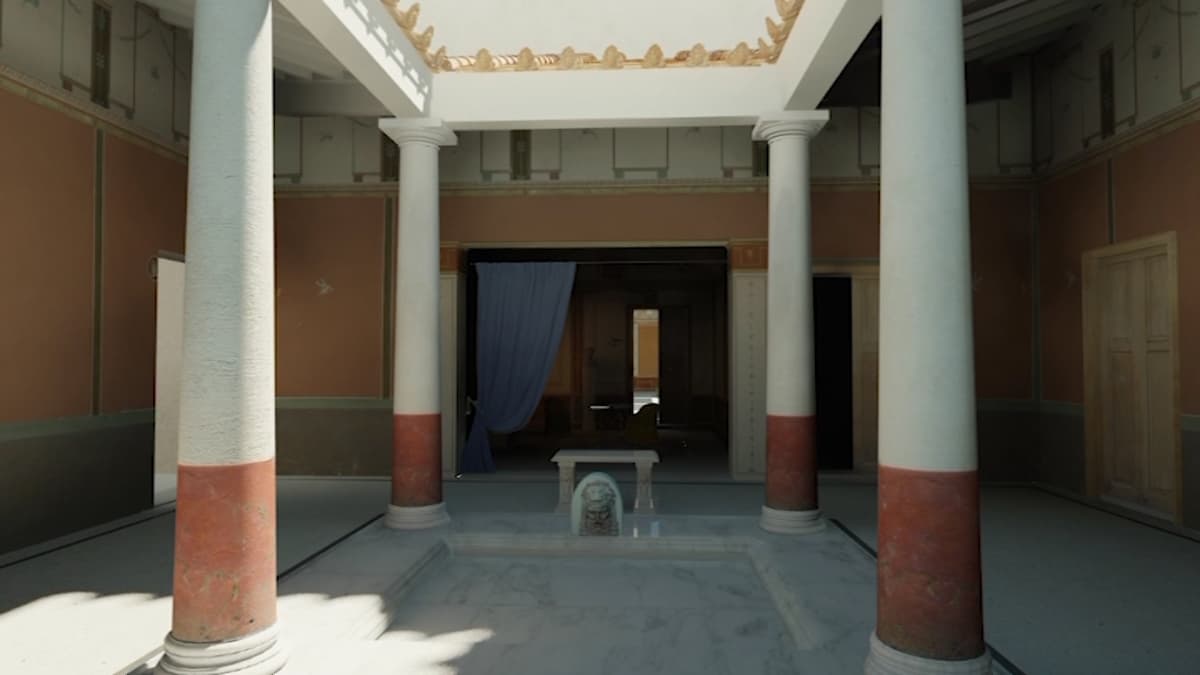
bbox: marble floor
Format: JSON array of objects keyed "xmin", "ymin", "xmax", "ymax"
[{"xmin": 0, "ymin": 477, "xmax": 1198, "ymax": 674}]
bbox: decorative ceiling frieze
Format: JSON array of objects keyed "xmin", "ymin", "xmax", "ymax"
[{"xmin": 380, "ymin": 0, "xmax": 804, "ymax": 73}]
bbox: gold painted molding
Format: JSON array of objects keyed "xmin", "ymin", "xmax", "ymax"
[{"xmin": 381, "ymin": 0, "xmax": 805, "ymax": 73}]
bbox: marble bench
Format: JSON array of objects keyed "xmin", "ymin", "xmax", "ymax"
[{"xmin": 551, "ymin": 449, "xmax": 660, "ymax": 514}]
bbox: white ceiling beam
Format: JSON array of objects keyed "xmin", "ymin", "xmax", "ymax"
[
  {"xmin": 276, "ymin": 0, "xmax": 432, "ymax": 116},
  {"xmin": 430, "ymin": 67, "xmax": 786, "ymax": 130},
  {"xmin": 777, "ymin": 0, "xmax": 881, "ymax": 110},
  {"xmin": 274, "ymin": 79, "xmax": 388, "ymax": 117}
]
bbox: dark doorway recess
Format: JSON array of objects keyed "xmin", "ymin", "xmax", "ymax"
[{"xmin": 814, "ymin": 276, "xmax": 853, "ymax": 470}]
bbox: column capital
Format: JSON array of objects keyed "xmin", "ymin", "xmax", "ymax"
[
  {"xmin": 752, "ymin": 111, "xmax": 830, "ymax": 142},
  {"xmin": 379, "ymin": 117, "xmax": 457, "ymax": 147}
]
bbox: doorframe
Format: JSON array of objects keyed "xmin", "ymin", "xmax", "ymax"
[
  {"xmin": 1081, "ymin": 231, "xmax": 1182, "ymax": 522},
  {"xmin": 814, "ymin": 260, "xmax": 880, "ymax": 472}
]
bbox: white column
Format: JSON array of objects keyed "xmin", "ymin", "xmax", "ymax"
[
  {"xmin": 867, "ymin": 1, "xmax": 989, "ymax": 673},
  {"xmin": 752, "ymin": 111, "xmax": 828, "ymax": 535},
  {"xmin": 379, "ymin": 119, "xmax": 456, "ymax": 529},
  {"xmin": 158, "ymin": 1, "xmax": 284, "ymax": 674}
]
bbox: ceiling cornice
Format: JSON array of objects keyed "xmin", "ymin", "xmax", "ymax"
[{"xmin": 380, "ymin": 0, "xmax": 805, "ymax": 73}]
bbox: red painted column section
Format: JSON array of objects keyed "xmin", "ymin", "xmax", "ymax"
[
  {"xmin": 876, "ymin": 466, "xmax": 984, "ymax": 660},
  {"xmin": 764, "ymin": 414, "xmax": 817, "ymax": 511},
  {"xmin": 392, "ymin": 413, "xmax": 442, "ymax": 507},
  {"xmin": 172, "ymin": 458, "xmax": 277, "ymax": 643}
]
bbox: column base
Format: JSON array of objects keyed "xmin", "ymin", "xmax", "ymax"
[
  {"xmin": 866, "ymin": 632, "xmax": 992, "ymax": 675},
  {"xmin": 157, "ymin": 624, "xmax": 285, "ymax": 675},
  {"xmin": 385, "ymin": 502, "xmax": 450, "ymax": 530},
  {"xmin": 759, "ymin": 505, "xmax": 825, "ymax": 534}
]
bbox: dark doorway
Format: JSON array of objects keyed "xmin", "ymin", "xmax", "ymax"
[
  {"xmin": 657, "ymin": 305, "xmax": 691, "ymax": 426},
  {"xmin": 813, "ymin": 276, "xmax": 853, "ymax": 470}
]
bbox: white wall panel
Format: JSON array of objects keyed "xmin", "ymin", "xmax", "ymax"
[
  {"xmin": 274, "ymin": 115, "xmax": 302, "ymax": 179},
  {"xmin": 109, "ymin": 0, "xmax": 137, "ymax": 111},
  {"xmin": 301, "ymin": 116, "xmax": 355, "ymax": 184},
  {"xmin": 614, "ymin": 128, "xmax": 667, "ymax": 170},
  {"xmin": 61, "ymin": 0, "xmax": 93, "ymax": 90},
  {"xmin": 721, "ymin": 126, "xmax": 753, "ymax": 170},
  {"xmin": 352, "ymin": 119, "xmax": 381, "ymax": 176},
  {"xmin": 133, "ymin": 6, "xmax": 175, "ymax": 138},
  {"xmin": 810, "ymin": 106, "xmax": 860, "ymax": 177},
  {"xmin": 666, "ymin": 127, "xmax": 722, "ymax": 180},
  {"xmin": 729, "ymin": 270, "xmax": 766, "ymax": 480},
  {"xmin": 560, "ymin": 128, "xmax": 613, "ymax": 182},
  {"xmin": 0, "ymin": 0, "xmax": 62, "ymax": 85},
  {"xmin": 530, "ymin": 129, "xmax": 561, "ymax": 172},
  {"xmin": 440, "ymin": 130, "xmax": 482, "ymax": 183}
]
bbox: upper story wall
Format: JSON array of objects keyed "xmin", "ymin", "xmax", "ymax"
[
  {"xmin": 0, "ymin": 0, "xmax": 190, "ymax": 144},
  {"xmin": 1034, "ymin": 0, "xmax": 1200, "ymax": 169},
  {"xmin": 272, "ymin": 59, "xmax": 1034, "ymax": 186}
]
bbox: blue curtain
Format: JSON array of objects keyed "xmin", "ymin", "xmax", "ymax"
[{"xmin": 461, "ymin": 262, "xmax": 577, "ymax": 473}]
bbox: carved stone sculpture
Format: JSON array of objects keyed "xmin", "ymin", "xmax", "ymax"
[{"xmin": 570, "ymin": 472, "xmax": 623, "ymax": 536}]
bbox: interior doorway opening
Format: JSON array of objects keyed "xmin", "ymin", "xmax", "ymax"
[
  {"xmin": 464, "ymin": 247, "xmax": 729, "ymax": 477},
  {"xmin": 814, "ymin": 276, "xmax": 854, "ymax": 471},
  {"xmin": 631, "ymin": 309, "xmax": 660, "ymax": 414}
]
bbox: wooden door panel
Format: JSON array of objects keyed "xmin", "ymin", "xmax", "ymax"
[
  {"xmin": 1103, "ymin": 350, "xmax": 1141, "ymax": 498},
  {"xmin": 1088, "ymin": 235, "xmax": 1179, "ymax": 521}
]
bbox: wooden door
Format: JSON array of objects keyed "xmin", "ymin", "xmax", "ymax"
[
  {"xmin": 658, "ymin": 306, "xmax": 691, "ymax": 425},
  {"xmin": 1084, "ymin": 233, "xmax": 1180, "ymax": 520}
]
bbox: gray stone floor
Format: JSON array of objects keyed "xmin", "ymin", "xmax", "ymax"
[{"xmin": 0, "ymin": 477, "xmax": 1197, "ymax": 674}]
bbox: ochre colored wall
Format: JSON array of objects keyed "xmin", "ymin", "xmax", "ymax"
[
  {"xmin": 1037, "ymin": 164, "xmax": 1109, "ymax": 403},
  {"xmin": 100, "ymin": 136, "xmax": 187, "ymax": 413},
  {"xmin": 636, "ymin": 322, "xmax": 660, "ymax": 378},
  {"xmin": 971, "ymin": 187, "xmax": 1034, "ymax": 400},
  {"xmin": 441, "ymin": 192, "xmax": 768, "ymax": 243},
  {"xmin": 275, "ymin": 196, "xmax": 387, "ymax": 397},
  {"xmin": 0, "ymin": 87, "xmax": 95, "ymax": 422},
  {"xmin": 812, "ymin": 189, "xmax": 880, "ymax": 259},
  {"xmin": 1111, "ymin": 124, "xmax": 1200, "ymax": 414}
]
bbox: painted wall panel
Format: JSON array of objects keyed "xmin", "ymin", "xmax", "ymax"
[
  {"xmin": 0, "ymin": 88, "xmax": 95, "ymax": 422},
  {"xmin": 666, "ymin": 127, "xmax": 722, "ymax": 180},
  {"xmin": 998, "ymin": 60, "xmax": 1033, "ymax": 169},
  {"xmin": 1112, "ymin": 123, "xmax": 1200, "ymax": 413},
  {"xmin": 1052, "ymin": 48, "xmax": 1086, "ymax": 161},
  {"xmin": 132, "ymin": 6, "xmax": 176, "ymax": 139},
  {"xmin": 0, "ymin": 0, "xmax": 62, "ymax": 86},
  {"xmin": 275, "ymin": 197, "xmax": 386, "ymax": 397},
  {"xmin": 173, "ymin": 30, "xmax": 192, "ymax": 138},
  {"xmin": 858, "ymin": 107, "xmax": 881, "ymax": 171},
  {"xmin": 967, "ymin": 102, "xmax": 1001, "ymax": 177},
  {"xmin": 481, "ymin": 130, "xmax": 510, "ymax": 173},
  {"xmin": 1037, "ymin": 163, "xmax": 1108, "ymax": 403},
  {"xmin": 729, "ymin": 271, "xmax": 766, "ymax": 479},
  {"xmin": 1134, "ymin": 0, "xmax": 1180, "ymax": 124},
  {"xmin": 721, "ymin": 126, "xmax": 753, "ymax": 170},
  {"xmin": 301, "ymin": 116, "xmax": 355, "ymax": 184},
  {"xmin": 274, "ymin": 115, "xmax": 302, "ymax": 179},
  {"xmin": 811, "ymin": 189, "xmax": 879, "ymax": 259},
  {"xmin": 441, "ymin": 192, "xmax": 767, "ymax": 244},
  {"xmin": 810, "ymin": 107, "xmax": 861, "ymax": 177},
  {"xmin": 100, "ymin": 135, "xmax": 187, "ymax": 413},
  {"xmin": 440, "ymin": 130, "xmax": 481, "ymax": 183},
  {"xmin": 560, "ymin": 128, "xmax": 614, "ymax": 182},
  {"xmin": 1182, "ymin": 0, "xmax": 1200, "ymax": 96},
  {"xmin": 614, "ymin": 128, "xmax": 667, "ymax": 170},
  {"xmin": 109, "ymin": 0, "xmax": 137, "ymax": 112},
  {"xmin": 352, "ymin": 119, "xmax": 382, "ymax": 176},
  {"xmin": 970, "ymin": 188, "xmax": 1033, "ymax": 400},
  {"xmin": 61, "ymin": 0, "xmax": 93, "ymax": 90},
  {"xmin": 530, "ymin": 129, "xmax": 561, "ymax": 172}
]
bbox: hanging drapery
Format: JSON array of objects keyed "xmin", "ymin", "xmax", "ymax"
[{"xmin": 461, "ymin": 262, "xmax": 577, "ymax": 473}]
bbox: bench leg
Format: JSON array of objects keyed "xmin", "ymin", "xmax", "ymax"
[
  {"xmin": 634, "ymin": 462, "xmax": 655, "ymax": 514},
  {"xmin": 556, "ymin": 462, "xmax": 575, "ymax": 513}
]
